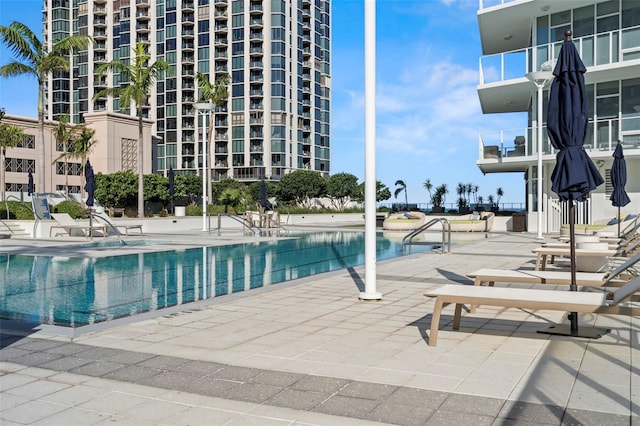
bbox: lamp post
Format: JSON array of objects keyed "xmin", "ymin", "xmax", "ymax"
[
  {"xmin": 526, "ymin": 70, "xmax": 553, "ymax": 240},
  {"xmin": 194, "ymin": 102, "xmax": 214, "ymax": 231}
]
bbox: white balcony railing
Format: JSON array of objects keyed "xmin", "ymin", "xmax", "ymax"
[
  {"xmin": 479, "ymin": 25, "xmax": 640, "ymax": 85},
  {"xmin": 478, "ymin": 116, "xmax": 640, "ymax": 161}
]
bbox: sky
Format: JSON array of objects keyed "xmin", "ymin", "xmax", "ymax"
[{"xmin": 0, "ymin": 0, "xmax": 527, "ymax": 206}]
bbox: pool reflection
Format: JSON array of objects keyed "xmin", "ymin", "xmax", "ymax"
[{"xmin": 0, "ymin": 232, "xmax": 427, "ymax": 327}]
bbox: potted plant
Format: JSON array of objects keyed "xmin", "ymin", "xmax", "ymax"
[
  {"xmin": 493, "ymin": 187, "xmax": 503, "ymax": 212},
  {"xmin": 431, "ymin": 184, "xmax": 448, "ymax": 213}
]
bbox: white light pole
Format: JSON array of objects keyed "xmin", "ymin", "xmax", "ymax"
[
  {"xmin": 194, "ymin": 102, "xmax": 214, "ymax": 231},
  {"xmin": 526, "ymin": 71, "xmax": 552, "ymax": 240},
  {"xmin": 360, "ymin": 0, "xmax": 381, "ymax": 301}
]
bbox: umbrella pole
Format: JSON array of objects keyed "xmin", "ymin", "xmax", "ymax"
[
  {"xmin": 538, "ymin": 198, "xmax": 610, "ymax": 339},
  {"xmin": 568, "ymin": 199, "xmax": 578, "ymax": 334},
  {"xmin": 618, "ymin": 206, "xmax": 621, "ymax": 238}
]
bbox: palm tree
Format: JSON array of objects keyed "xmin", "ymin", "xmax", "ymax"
[
  {"xmin": 196, "ymin": 71, "xmax": 230, "ymax": 206},
  {"xmin": 94, "ymin": 42, "xmax": 171, "ymax": 218},
  {"xmin": 394, "ymin": 179, "xmax": 408, "ymax": 211},
  {"xmin": 52, "ymin": 115, "xmax": 73, "ymax": 198},
  {"xmin": 496, "ymin": 187, "xmax": 504, "ymax": 210},
  {"xmin": 0, "ymin": 21, "xmax": 91, "ymax": 193},
  {"xmin": 0, "ymin": 122, "xmax": 28, "ymax": 201},
  {"xmin": 423, "ymin": 178, "xmax": 433, "ymax": 206}
]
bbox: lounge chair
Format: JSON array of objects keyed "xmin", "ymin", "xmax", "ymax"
[
  {"xmin": 531, "ymin": 247, "xmax": 618, "ymax": 270},
  {"xmin": 468, "ymin": 252, "xmax": 640, "ymax": 288},
  {"xmin": 50, "ymin": 213, "xmax": 107, "ymax": 237},
  {"xmin": 424, "ymin": 276, "xmax": 640, "ymax": 346}
]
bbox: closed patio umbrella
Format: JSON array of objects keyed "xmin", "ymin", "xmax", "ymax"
[
  {"xmin": 610, "ymin": 142, "xmax": 630, "ymax": 238},
  {"xmin": 27, "ymin": 172, "xmax": 34, "ymax": 196},
  {"xmin": 84, "ymin": 160, "xmax": 95, "ymax": 238},
  {"xmin": 545, "ymin": 30, "xmax": 605, "ymax": 338},
  {"xmin": 168, "ymin": 167, "xmax": 175, "ymax": 214}
]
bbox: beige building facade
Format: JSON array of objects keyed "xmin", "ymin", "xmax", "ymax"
[{"xmin": 1, "ymin": 113, "xmax": 152, "ymax": 200}]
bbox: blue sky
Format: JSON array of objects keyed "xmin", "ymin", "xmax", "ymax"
[{"xmin": 0, "ymin": 0, "xmax": 525, "ymax": 206}]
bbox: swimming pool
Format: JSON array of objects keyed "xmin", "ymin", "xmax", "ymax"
[{"xmin": 0, "ymin": 231, "xmax": 434, "ymax": 327}]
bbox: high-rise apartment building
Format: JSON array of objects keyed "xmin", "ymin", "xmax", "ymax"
[{"xmin": 42, "ymin": 0, "xmax": 331, "ymax": 182}]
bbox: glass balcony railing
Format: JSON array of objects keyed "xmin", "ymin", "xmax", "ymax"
[
  {"xmin": 479, "ymin": 25, "xmax": 640, "ymax": 85},
  {"xmin": 478, "ymin": 116, "xmax": 640, "ymax": 161}
]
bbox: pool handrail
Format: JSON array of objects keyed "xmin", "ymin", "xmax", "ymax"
[
  {"xmin": 402, "ymin": 218, "xmax": 451, "ymax": 255},
  {"xmin": 2, "ymin": 195, "xmax": 36, "ymax": 237}
]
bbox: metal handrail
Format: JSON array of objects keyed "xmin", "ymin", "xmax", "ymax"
[
  {"xmin": 213, "ymin": 213, "xmax": 260, "ymax": 236},
  {"xmin": 402, "ymin": 218, "xmax": 451, "ymax": 255},
  {"xmin": 2, "ymin": 195, "xmax": 34, "ymax": 235},
  {"xmin": 91, "ymin": 211, "xmax": 125, "ymax": 245}
]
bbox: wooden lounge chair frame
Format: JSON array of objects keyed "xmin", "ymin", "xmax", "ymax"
[
  {"xmin": 50, "ymin": 213, "xmax": 107, "ymax": 238},
  {"xmin": 467, "ymin": 252, "xmax": 640, "ymax": 289},
  {"xmin": 531, "ymin": 247, "xmax": 618, "ymax": 270},
  {"xmin": 424, "ymin": 276, "xmax": 640, "ymax": 347},
  {"xmin": 114, "ymin": 224, "xmax": 143, "ymax": 235}
]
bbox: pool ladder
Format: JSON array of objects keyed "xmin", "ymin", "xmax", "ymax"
[{"xmin": 401, "ymin": 218, "xmax": 451, "ymax": 255}]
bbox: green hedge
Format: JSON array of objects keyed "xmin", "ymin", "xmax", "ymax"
[
  {"xmin": 52, "ymin": 200, "xmax": 88, "ymax": 219},
  {"xmin": 0, "ymin": 201, "xmax": 35, "ymax": 220}
]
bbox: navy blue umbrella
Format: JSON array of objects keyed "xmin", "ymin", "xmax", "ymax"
[
  {"xmin": 168, "ymin": 167, "xmax": 175, "ymax": 214},
  {"xmin": 84, "ymin": 160, "xmax": 95, "ymax": 208},
  {"xmin": 610, "ymin": 143, "xmax": 630, "ymax": 237},
  {"xmin": 84, "ymin": 160, "xmax": 96, "ymax": 238},
  {"xmin": 168, "ymin": 167, "xmax": 175, "ymax": 196},
  {"xmin": 546, "ymin": 30, "xmax": 605, "ymax": 338},
  {"xmin": 259, "ymin": 179, "xmax": 269, "ymax": 210},
  {"xmin": 27, "ymin": 172, "xmax": 34, "ymax": 195}
]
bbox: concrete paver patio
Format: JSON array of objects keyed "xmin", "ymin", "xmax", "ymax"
[{"xmin": 1, "ymin": 230, "xmax": 638, "ymax": 425}]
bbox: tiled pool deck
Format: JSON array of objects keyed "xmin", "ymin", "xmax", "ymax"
[{"xmin": 1, "ymin": 229, "xmax": 638, "ymax": 425}]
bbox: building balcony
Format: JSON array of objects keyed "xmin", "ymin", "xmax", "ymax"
[
  {"xmin": 214, "ymin": 51, "xmax": 228, "ymax": 59},
  {"xmin": 250, "ymin": 18, "xmax": 263, "ymax": 28},
  {"xmin": 136, "ymin": 23, "xmax": 150, "ymax": 32},
  {"xmin": 250, "ymin": 117, "xmax": 263, "ymax": 124},
  {"xmin": 215, "ymin": 24, "xmax": 228, "ymax": 32},
  {"xmin": 182, "ymin": 0, "xmax": 194, "ymax": 10},
  {"xmin": 94, "ymin": 6, "xmax": 107, "ymax": 14},
  {"xmin": 249, "ymin": 4, "xmax": 263, "ymax": 14},
  {"xmin": 94, "ymin": 17, "xmax": 107, "ymax": 26},
  {"xmin": 250, "ymin": 89, "xmax": 263, "ymax": 96},
  {"xmin": 94, "ymin": 30, "xmax": 107, "ymax": 39},
  {"xmin": 214, "ymin": 38, "xmax": 228, "ymax": 46},
  {"xmin": 233, "ymin": 167, "xmax": 265, "ymax": 181},
  {"xmin": 182, "ymin": 41, "xmax": 194, "ymax": 50},
  {"xmin": 214, "ymin": 10, "xmax": 227, "ymax": 20},
  {"xmin": 478, "ymin": 26, "xmax": 640, "ymax": 114},
  {"xmin": 135, "ymin": 0, "xmax": 150, "ymax": 7},
  {"xmin": 249, "ymin": 60, "xmax": 263, "ymax": 69},
  {"xmin": 477, "ymin": 116, "xmax": 640, "ymax": 174},
  {"xmin": 215, "ymin": 134, "xmax": 228, "ymax": 141},
  {"xmin": 136, "ymin": 10, "xmax": 149, "ymax": 20},
  {"xmin": 181, "ymin": 29, "xmax": 194, "ymax": 37},
  {"xmin": 249, "ymin": 46, "xmax": 263, "ymax": 55}
]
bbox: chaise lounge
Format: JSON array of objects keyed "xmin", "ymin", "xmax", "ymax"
[
  {"xmin": 448, "ymin": 211, "xmax": 494, "ymax": 232},
  {"xmin": 50, "ymin": 213, "xmax": 107, "ymax": 238},
  {"xmin": 424, "ymin": 276, "xmax": 640, "ymax": 346}
]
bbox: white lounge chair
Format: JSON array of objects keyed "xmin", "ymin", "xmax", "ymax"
[
  {"xmin": 467, "ymin": 252, "xmax": 640, "ymax": 289},
  {"xmin": 50, "ymin": 213, "xmax": 107, "ymax": 238},
  {"xmin": 424, "ymin": 276, "xmax": 640, "ymax": 346},
  {"xmin": 531, "ymin": 247, "xmax": 618, "ymax": 270}
]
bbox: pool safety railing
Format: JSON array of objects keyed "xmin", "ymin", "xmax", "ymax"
[
  {"xmin": 2, "ymin": 195, "xmax": 35, "ymax": 237},
  {"xmin": 402, "ymin": 218, "xmax": 451, "ymax": 255},
  {"xmin": 212, "ymin": 212, "xmax": 260, "ymax": 236},
  {"xmin": 91, "ymin": 211, "xmax": 125, "ymax": 245}
]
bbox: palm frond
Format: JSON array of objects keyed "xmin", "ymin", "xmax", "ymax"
[
  {"xmin": 0, "ymin": 61, "xmax": 36, "ymax": 78},
  {"xmin": 0, "ymin": 22, "xmax": 40, "ymax": 65}
]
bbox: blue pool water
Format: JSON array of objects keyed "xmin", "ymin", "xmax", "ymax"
[{"xmin": 0, "ymin": 232, "xmax": 433, "ymax": 327}]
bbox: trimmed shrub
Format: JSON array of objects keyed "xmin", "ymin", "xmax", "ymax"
[
  {"xmin": 0, "ymin": 201, "xmax": 35, "ymax": 220},
  {"xmin": 53, "ymin": 200, "xmax": 87, "ymax": 219}
]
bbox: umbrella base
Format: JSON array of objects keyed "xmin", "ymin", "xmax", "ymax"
[{"xmin": 537, "ymin": 324, "xmax": 610, "ymax": 339}]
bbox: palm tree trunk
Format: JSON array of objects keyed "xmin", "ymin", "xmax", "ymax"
[
  {"xmin": 138, "ymin": 110, "xmax": 144, "ymax": 218},
  {"xmin": 37, "ymin": 80, "xmax": 46, "ymax": 193}
]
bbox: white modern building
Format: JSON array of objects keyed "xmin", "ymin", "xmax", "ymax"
[
  {"xmin": 476, "ymin": 0, "xmax": 640, "ymax": 232},
  {"xmin": 41, "ymin": 0, "xmax": 331, "ymax": 184}
]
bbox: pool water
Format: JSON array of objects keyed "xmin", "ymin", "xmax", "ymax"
[{"xmin": 0, "ymin": 231, "xmax": 434, "ymax": 327}]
